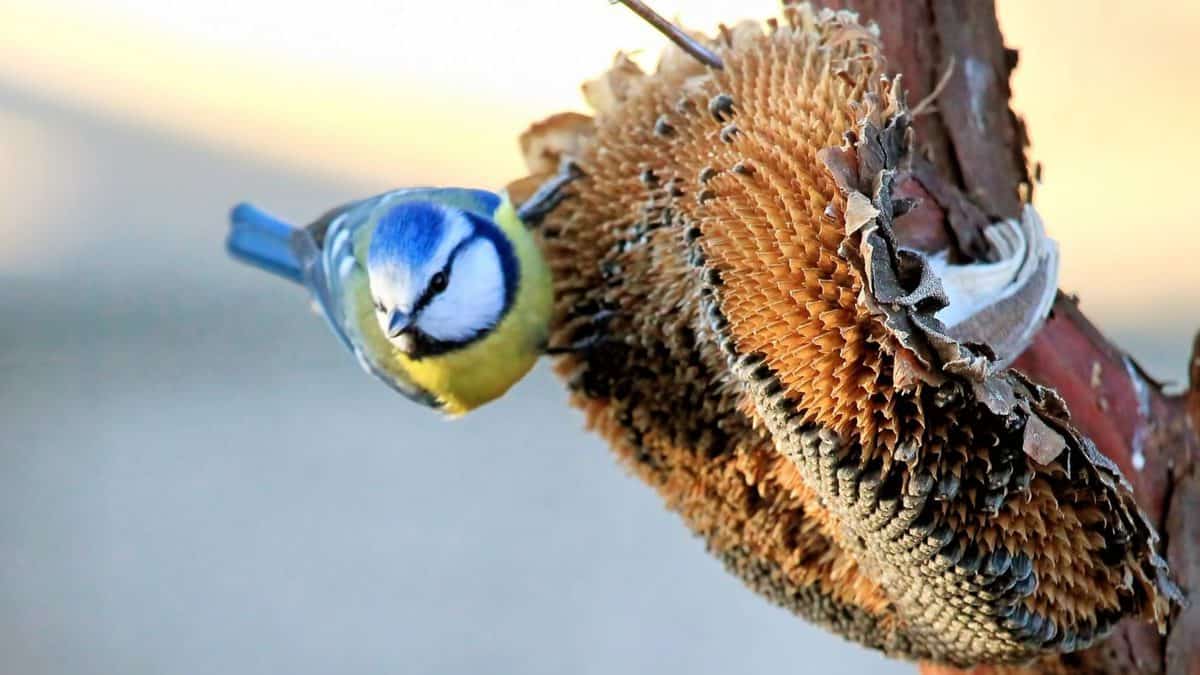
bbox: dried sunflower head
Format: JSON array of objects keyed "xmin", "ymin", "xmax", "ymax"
[{"xmin": 512, "ymin": 3, "xmax": 1179, "ymax": 667}]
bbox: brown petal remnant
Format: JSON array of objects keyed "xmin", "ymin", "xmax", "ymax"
[
  {"xmin": 1021, "ymin": 415, "xmax": 1066, "ymax": 466},
  {"xmin": 519, "ymin": 112, "xmax": 595, "ymax": 177},
  {"xmin": 507, "ymin": 112, "xmax": 595, "ymax": 208},
  {"xmin": 510, "ymin": 3, "xmax": 1182, "ymax": 670},
  {"xmin": 844, "ymin": 192, "xmax": 881, "ymax": 235}
]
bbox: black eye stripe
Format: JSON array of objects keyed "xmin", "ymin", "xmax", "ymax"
[
  {"xmin": 412, "ymin": 235, "xmax": 475, "ymax": 313},
  {"xmin": 430, "ymin": 271, "xmax": 448, "ymax": 292}
]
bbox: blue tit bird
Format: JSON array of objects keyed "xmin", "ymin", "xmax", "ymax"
[{"xmin": 226, "ymin": 188, "xmax": 553, "ymax": 416}]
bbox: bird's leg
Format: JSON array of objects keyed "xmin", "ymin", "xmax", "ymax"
[
  {"xmin": 544, "ymin": 335, "xmax": 607, "ymax": 356},
  {"xmin": 544, "ymin": 308, "xmax": 617, "ymax": 355},
  {"xmin": 517, "ymin": 159, "xmax": 583, "ymax": 227}
]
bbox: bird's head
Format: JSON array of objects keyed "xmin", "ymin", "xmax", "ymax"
[{"xmin": 366, "ymin": 200, "xmax": 518, "ymax": 359}]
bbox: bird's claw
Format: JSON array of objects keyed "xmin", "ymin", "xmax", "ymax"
[{"xmin": 518, "ymin": 159, "xmax": 583, "ymax": 227}]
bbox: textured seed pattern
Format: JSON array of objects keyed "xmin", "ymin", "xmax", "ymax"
[{"xmin": 514, "ymin": 5, "xmax": 1176, "ymax": 667}]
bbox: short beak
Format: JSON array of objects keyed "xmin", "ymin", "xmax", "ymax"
[
  {"xmin": 386, "ymin": 309, "xmax": 417, "ymax": 353},
  {"xmin": 387, "ymin": 309, "xmax": 414, "ymax": 337}
]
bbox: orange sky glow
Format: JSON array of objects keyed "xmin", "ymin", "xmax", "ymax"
[{"xmin": 1, "ymin": 0, "xmax": 1197, "ymax": 317}]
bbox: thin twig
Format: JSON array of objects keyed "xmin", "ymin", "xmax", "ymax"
[
  {"xmin": 612, "ymin": 0, "xmax": 724, "ymax": 69},
  {"xmin": 912, "ymin": 55, "xmax": 956, "ymax": 118}
]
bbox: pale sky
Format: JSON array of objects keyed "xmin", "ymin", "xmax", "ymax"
[{"xmin": 1, "ymin": 0, "xmax": 1198, "ymax": 314}]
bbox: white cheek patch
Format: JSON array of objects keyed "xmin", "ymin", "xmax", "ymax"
[{"xmin": 416, "ymin": 238, "xmax": 507, "ymax": 342}]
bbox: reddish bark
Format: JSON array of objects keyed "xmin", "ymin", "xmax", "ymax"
[{"xmin": 813, "ymin": 1, "xmax": 1198, "ymax": 673}]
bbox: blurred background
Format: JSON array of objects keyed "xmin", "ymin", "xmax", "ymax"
[{"xmin": 1, "ymin": 1, "xmax": 1196, "ymax": 674}]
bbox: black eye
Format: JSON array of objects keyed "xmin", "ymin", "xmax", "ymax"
[
  {"xmin": 430, "ymin": 271, "xmax": 448, "ymax": 294},
  {"xmin": 374, "ymin": 299, "xmax": 386, "ymax": 313}
]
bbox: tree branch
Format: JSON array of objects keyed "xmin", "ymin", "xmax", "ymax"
[{"xmin": 813, "ymin": 1, "xmax": 1198, "ymax": 673}]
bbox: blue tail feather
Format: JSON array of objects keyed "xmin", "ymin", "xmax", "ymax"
[{"xmin": 227, "ymin": 202, "xmax": 304, "ymax": 283}]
